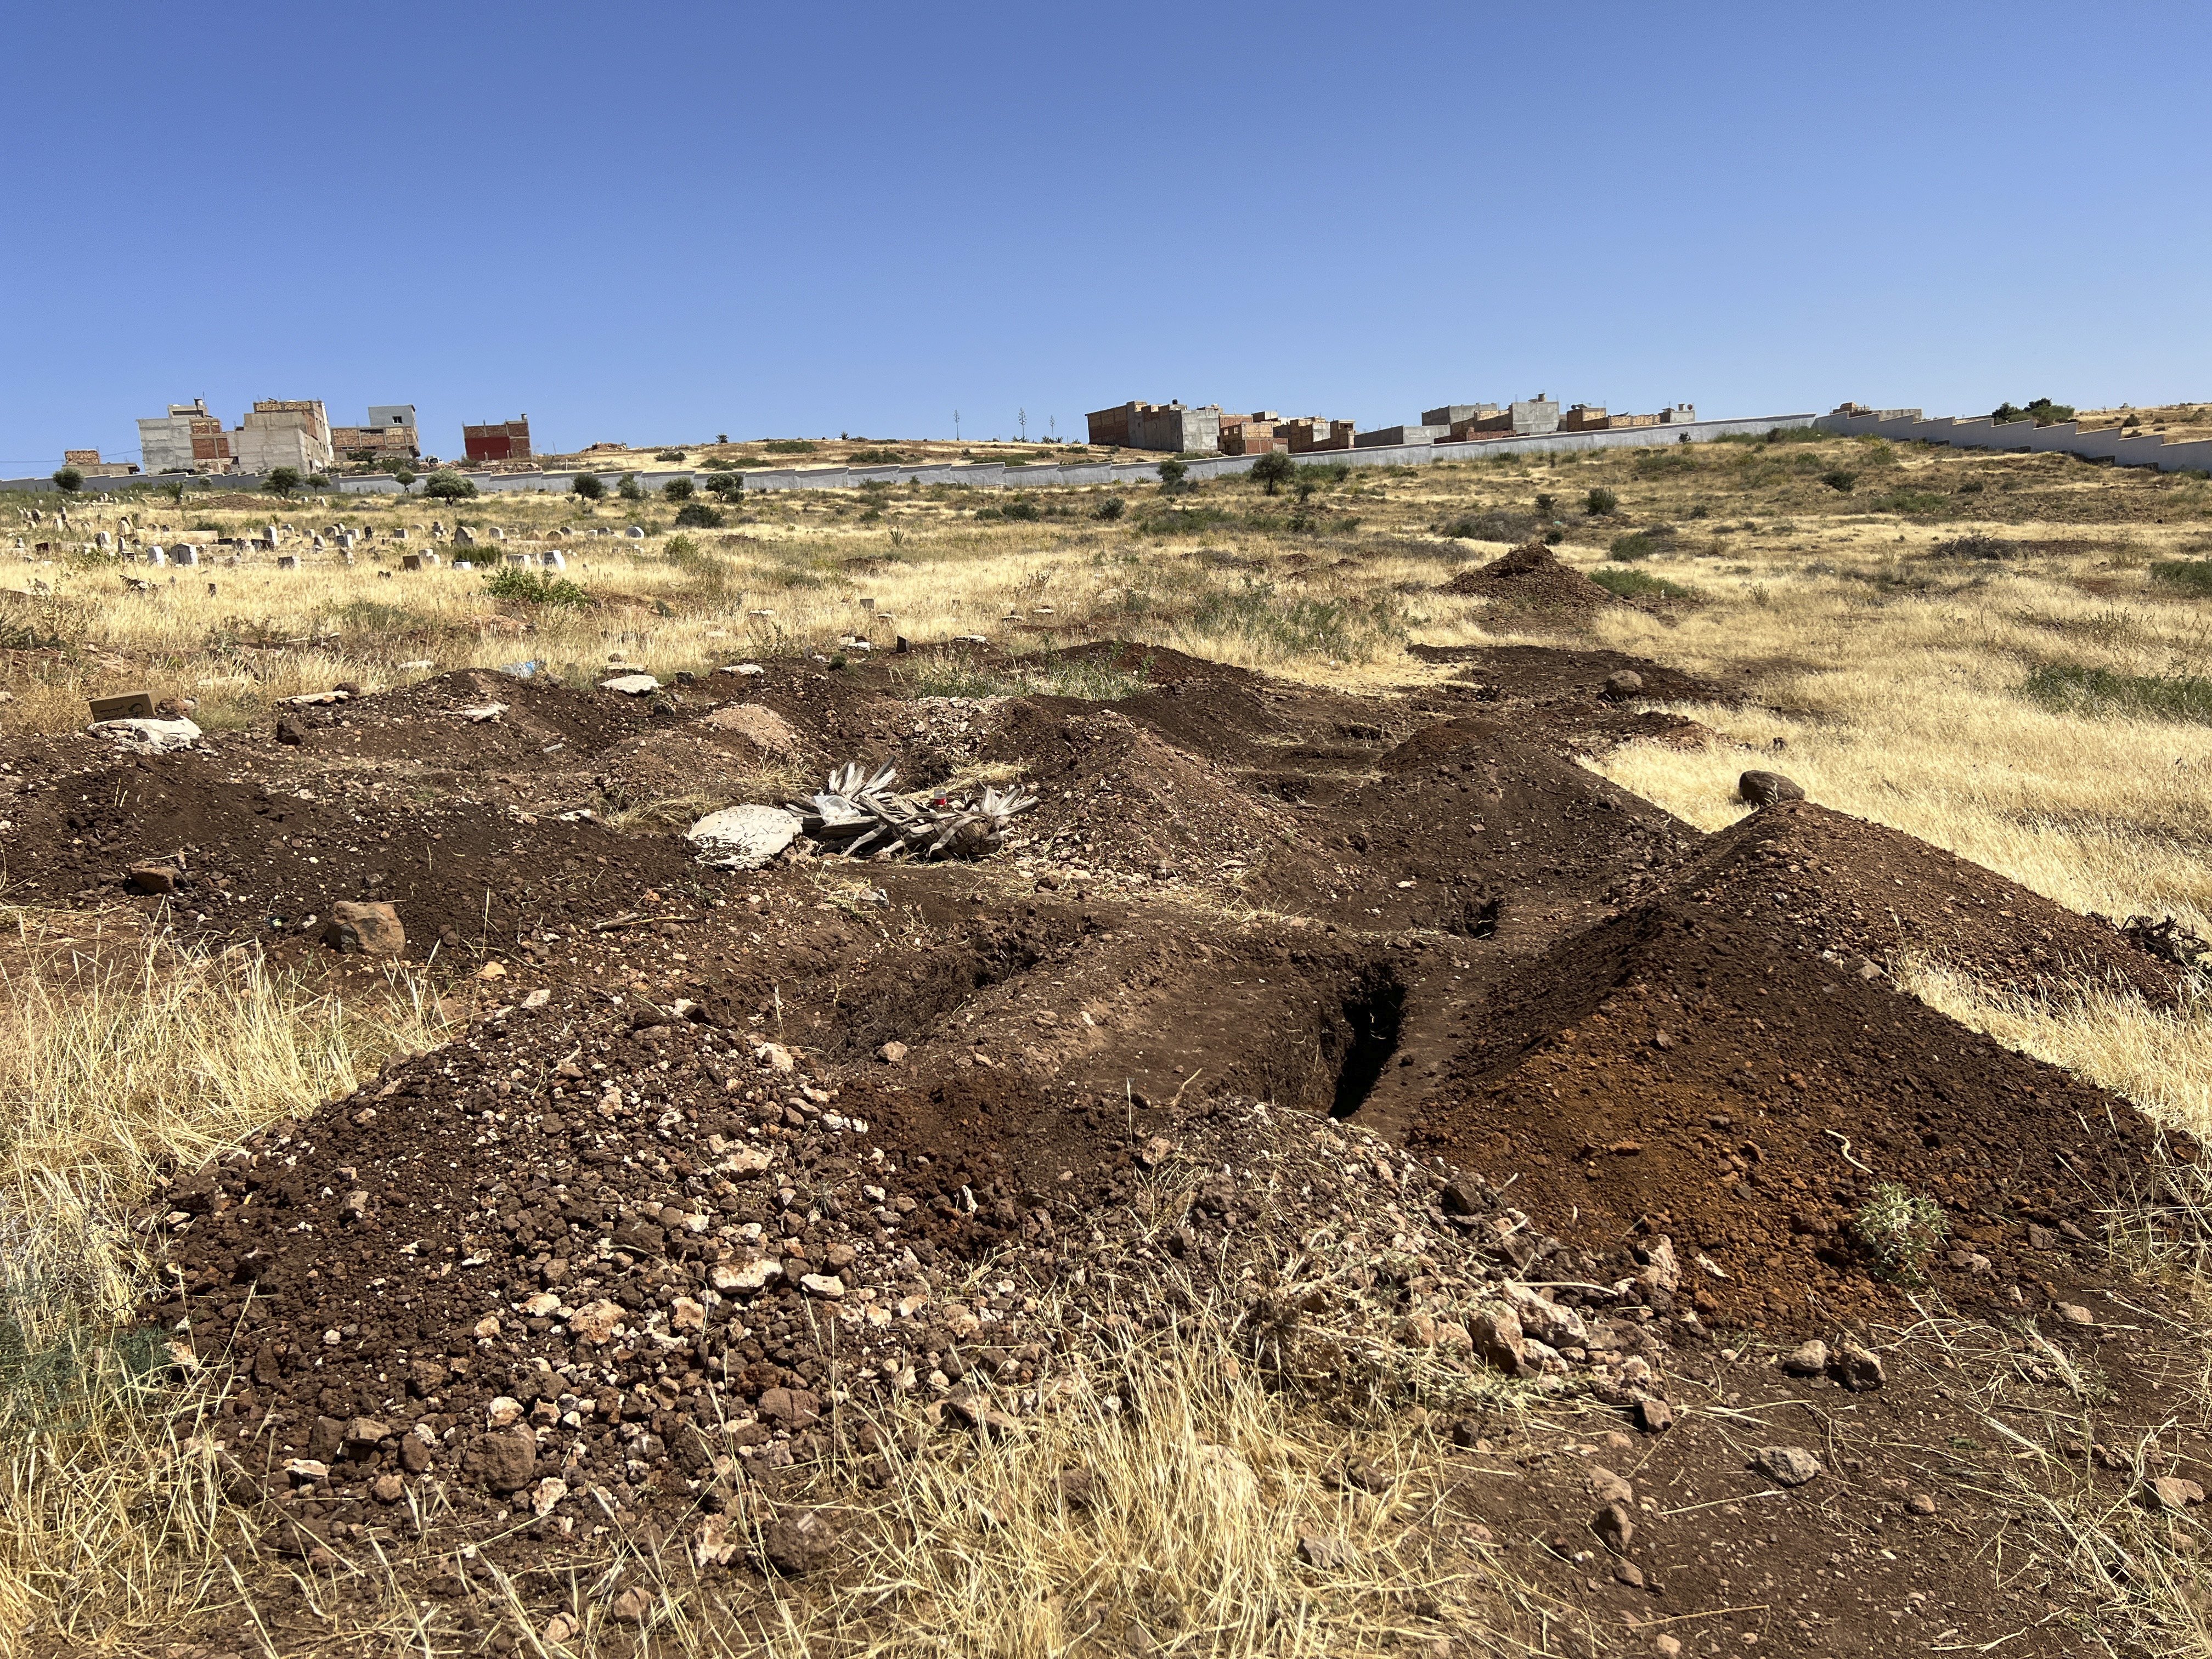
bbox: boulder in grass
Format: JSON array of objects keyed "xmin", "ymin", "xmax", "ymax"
[{"xmin": 1739, "ymin": 770, "xmax": 1805, "ymax": 808}]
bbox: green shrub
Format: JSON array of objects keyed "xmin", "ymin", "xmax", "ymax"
[
  {"xmin": 998, "ymin": 496, "xmax": 1040, "ymax": 522},
  {"xmin": 1297, "ymin": 462, "xmax": 1350, "ymax": 485},
  {"xmin": 1094, "ymin": 496, "xmax": 1126, "ymax": 522},
  {"xmin": 703, "ymin": 472, "xmax": 746, "ymax": 502},
  {"xmin": 655, "ymin": 449, "xmax": 686, "ymax": 461},
  {"xmin": 50, "ymin": 467, "xmax": 82, "ymax": 493},
  {"xmin": 1853, "ymin": 1183, "xmax": 1948, "ymax": 1282},
  {"xmin": 1446, "ymin": 509, "xmax": 1539, "ymax": 544},
  {"xmin": 1993, "ymin": 398, "xmax": 2075, "ymax": 427},
  {"xmin": 572, "ymin": 472, "xmax": 605, "ymax": 501},
  {"xmin": 1872, "ymin": 489, "xmax": 1952, "ymax": 515},
  {"xmin": 764, "ymin": 439, "xmax": 818, "ymax": 455},
  {"xmin": 2149, "ymin": 558, "xmax": 2212, "ymax": 595},
  {"xmin": 674, "ymin": 501, "xmax": 725, "ymax": 528},
  {"xmin": 1589, "ymin": 566, "xmax": 1695, "ymax": 600},
  {"xmin": 1156, "ymin": 459, "xmax": 1189, "ymax": 491},
  {"xmin": 392, "ymin": 467, "xmax": 417, "ymax": 488},
  {"xmin": 421, "ymin": 470, "xmax": 477, "ymax": 501},
  {"xmin": 1607, "ymin": 531, "xmax": 1658, "ymax": 561},
  {"xmin": 1819, "ymin": 469, "xmax": 1858, "ymax": 493},
  {"xmin": 1251, "ymin": 452, "xmax": 1296, "ymax": 495},
  {"xmin": 2023, "ymin": 661, "xmax": 2212, "ymax": 724},
  {"xmin": 483, "ymin": 567, "xmax": 589, "ymax": 607},
  {"xmin": 617, "ymin": 473, "xmax": 645, "ymax": 502},
  {"xmin": 1534, "ymin": 492, "xmax": 1557, "ymax": 516},
  {"xmin": 1932, "ymin": 534, "xmax": 2015, "ymax": 559},
  {"xmin": 1584, "ymin": 487, "xmax": 1619, "ymax": 517},
  {"xmin": 263, "ymin": 466, "xmax": 302, "ymax": 496},
  {"xmin": 662, "ymin": 477, "xmax": 695, "ymax": 502}
]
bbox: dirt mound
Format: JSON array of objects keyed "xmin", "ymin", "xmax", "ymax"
[
  {"xmin": 1251, "ymin": 714, "xmax": 1699, "ymax": 938},
  {"xmin": 0, "ymin": 747, "xmax": 700, "ymax": 952},
  {"xmin": 981, "ymin": 701, "xmax": 1288, "ymax": 879},
  {"xmin": 1675, "ymin": 799, "xmax": 2183, "ymax": 1002},
  {"xmin": 1440, "ymin": 542, "xmax": 1621, "ymax": 619},
  {"xmin": 1406, "ymin": 896, "xmax": 2192, "ymax": 1333},
  {"xmin": 149, "ymin": 981, "xmax": 1642, "ymax": 1567},
  {"xmin": 276, "ymin": 670, "xmax": 663, "ymax": 774}
]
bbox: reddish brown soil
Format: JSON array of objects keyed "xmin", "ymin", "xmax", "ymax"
[
  {"xmin": 8, "ymin": 635, "xmax": 2199, "ymax": 1655},
  {"xmin": 1675, "ymin": 798, "xmax": 2183, "ymax": 1003},
  {"xmin": 1441, "ymin": 542, "xmax": 1624, "ymax": 619}
]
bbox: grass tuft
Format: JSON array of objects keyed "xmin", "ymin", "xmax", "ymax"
[{"xmin": 2022, "ymin": 661, "xmax": 2212, "ymax": 725}]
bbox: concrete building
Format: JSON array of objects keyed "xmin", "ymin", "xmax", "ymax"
[
  {"xmin": 1218, "ymin": 412, "xmax": 1286, "ymax": 455},
  {"xmin": 331, "ymin": 404, "xmax": 420, "ymax": 461},
  {"xmin": 234, "ymin": 400, "xmax": 334, "ymax": 475},
  {"xmin": 464, "ymin": 416, "xmax": 532, "ymax": 464},
  {"xmin": 61, "ymin": 450, "xmax": 139, "ymax": 477},
  {"xmin": 1085, "ymin": 400, "xmax": 1222, "ymax": 453},
  {"xmin": 1559, "ymin": 404, "xmax": 1612, "ymax": 432},
  {"xmin": 1446, "ymin": 396, "xmax": 1562, "ymax": 439},
  {"xmin": 1421, "ymin": 404, "xmax": 1499, "ymax": 427},
  {"xmin": 1283, "ymin": 417, "xmax": 1357, "ymax": 454},
  {"xmin": 1659, "ymin": 403, "xmax": 1698, "ymax": 424},
  {"xmin": 1355, "ymin": 424, "xmax": 1449, "ymax": 449},
  {"xmin": 137, "ymin": 400, "xmax": 234, "ymax": 473}
]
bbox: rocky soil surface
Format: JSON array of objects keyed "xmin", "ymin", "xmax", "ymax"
[{"xmin": 5, "ymin": 634, "xmax": 2206, "ymax": 1656}]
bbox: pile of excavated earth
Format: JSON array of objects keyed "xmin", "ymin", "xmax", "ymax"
[{"xmin": 5, "ymin": 627, "xmax": 2208, "ymax": 1656}]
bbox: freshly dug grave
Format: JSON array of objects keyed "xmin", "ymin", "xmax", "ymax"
[
  {"xmin": 1674, "ymin": 797, "xmax": 2183, "ymax": 1003},
  {"xmin": 1440, "ymin": 542, "xmax": 1623, "ymax": 619},
  {"xmin": 1406, "ymin": 895, "xmax": 2194, "ymax": 1332},
  {"xmin": 151, "ymin": 984, "xmax": 1666, "ymax": 1573}
]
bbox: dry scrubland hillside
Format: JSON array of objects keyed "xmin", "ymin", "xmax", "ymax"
[{"xmin": 3, "ymin": 430, "xmax": 2212, "ymax": 1657}]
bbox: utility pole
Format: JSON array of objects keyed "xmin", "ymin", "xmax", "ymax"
[
  {"xmin": 1018, "ymin": 408, "xmax": 1028, "ymax": 442},
  {"xmin": 953, "ymin": 410, "xmax": 961, "ymax": 442}
]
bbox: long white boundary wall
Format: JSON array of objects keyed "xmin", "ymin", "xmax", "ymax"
[
  {"xmin": 4, "ymin": 414, "xmax": 1820, "ymax": 496},
  {"xmin": 1813, "ymin": 408, "xmax": 2212, "ymax": 474}
]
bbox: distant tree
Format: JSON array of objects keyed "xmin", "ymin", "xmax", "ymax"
[
  {"xmin": 1156, "ymin": 458, "xmax": 1189, "ymax": 492},
  {"xmin": 1093, "ymin": 496, "xmax": 1126, "ymax": 522},
  {"xmin": 1584, "ymin": 486, "xmax": 1619, "ymax": 517},
  {"xmin": 1251, "ymin": 452, "xmax": 1295, "ymax": 495},
  {"xmin": 1993, "ymin": 398, "xmax": 2076, "ymax": 427},
  {"xmin": 1534, "ymin": 491, "xmax": 1558, "ymax": 516},
  {"xmin": 156, "ymin": 479, "xmax": 187, "ymax": 505},
  {"xmin": 51, "ymin": 466, "xmax": 83, "ymax": 493},
  {"xmin": 264, "ymin": 466, "xmax": 302, "ymax": 497},
  {"xmin": 422, "ymin": 470, "xmax": 478, "ymax": 501},
  {"xmin": 392, "ymin": 467, "xmax": 417, "ymax": 489},
  {"xmin": 617, "ymin": 473, "xmax": 646, "ymax": 502},
  {"xmin": 703, "ymin": 472, "xmax": 746, "ymax": 501},
  {"xmin": 306, "ymin": 473, "xmax": 331, "ymax": 489},
  {"xmin": 662, "ymin": 477, "xmax": 695, "ymax": 502},
  {"xmin": 674, "ymin": 501, "xmax": 726, "ymax": 529},
  {"xmin": 572, "ymin": 472, "xmax": 605, "ymax": 501}
]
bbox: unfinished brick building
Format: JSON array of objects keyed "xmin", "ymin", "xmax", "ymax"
[{"xmin": 464, "ymin": 416, "xmax": 532, "ymax": 464}]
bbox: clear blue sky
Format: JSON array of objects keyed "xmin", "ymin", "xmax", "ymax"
[{"xmin": 5, "ymin": 3, "xmax": 2208, "ymax": 471}]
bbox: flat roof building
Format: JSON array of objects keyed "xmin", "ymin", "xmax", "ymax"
[
  {"xmin": 1085, "ymin": 400, "xmax": 1222, "ymax": 454},
  {"xmin": 137, "ymin": 400, "xmax": 235, "ymax": 474},
  {"xmin": 234, "ymin": 399, "xmax": 334, "ymax": 475},
  {"xmin": 464, "ymin": 416, "xmax": 532, "ymax": 464}
]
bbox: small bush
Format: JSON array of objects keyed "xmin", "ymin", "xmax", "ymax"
[
  {"xmin": 264, "ymin": 466, "xmax": 302, "ymax": 496},
  {"xmin": 421, "ymin": 470, "xmax": 477, "ymax": 501},
  {"xmin": 1854, "ymin": 1183, "xmax": 1948, "ymax": 1282},
  {"xmin": 1094, "ymin": 497, "xmax": 1126, "ymax": 522},
  {"xmin": 673, "ymin": 501, "xmax": 726, "ymax": 528},
  {"xmin": 1872, "ymin": 489, "xmax": 1953, "ymax": 515},
  {"xmin": 1297, "ymin": 462, "xmax": 1350, "ymax": 485},
  {"xmin": 1156, "ymin": 459, "xmax": 1189, "ymax": 491},
  {"xmin": 483, "ymin": 567, "xmax": 589, "ymax": 607},
  {"xmin": 1993, "ymin": 398, "xmax": 2075, "ymax": 427},
  {"xmin": 1251, "ymin": 452, "xmax": 1296, "ymax": 495},
  {"xmin": 1589, "ymin": 566, "xmax": 1694, "ymax": 600},
  {"xmin": 1607, "ymin": 531, "xmax": 1658, "ymax": 561},
  {"xmin": 1956, "ymin": 478, "xmax": 1985, "ymax": 494},
  {"xmin": 572, "ymin": 473, "xmax": 605, "ymax": 500},
  {"xmin": 655, "ymin": 449, "xmax": 686, "ymax": 461},
  {"xmin": 2024, "ymin": 661, "xmax": 2212, "ymax": 724},
  {"xmin": 1534, "ymin": 492, "xmax": 1557, "ymax": 516},
  {"xmin": 703, "ymin": 472, "xmax": 746, "ymax": 501},
  {"xmin": 1584, "ymin": 487, "xmax": 1619, "ymax": 517},
  {"xmin": 2150, "ymin": 558, "xmax": 2212, "ymax": 596},
  {"xmin": 392, "ymin": 467, "xmax": 417, "ymax": 488},
  {"xmin": 662, "ymin": 477, "xmax": 695, "ymax": 502},
  {"xmin": 999, "ymin": 496, "xmax": 1040, "ymax": 522},
  {"xmin": 617, "ymin": 473, "xmax": 645, "ymax": 502},
  {"xmin": 1446, "ymin": 509, "xmax": 1538, "ymax": 544},
  {"xmin": 50, "ymin": 467, "xmax": 82, "ymax": 493},
  {"xmin": 1932, "ymin": 534, "xmax": 2015, "ymax": 559},
  {"xmin": 1819, "ymin": 469, "xmax": 1858, "ymax": 493},
  {"xmin": 763, "ymin": 439, "xmax": 818, "ymax": 455}
]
